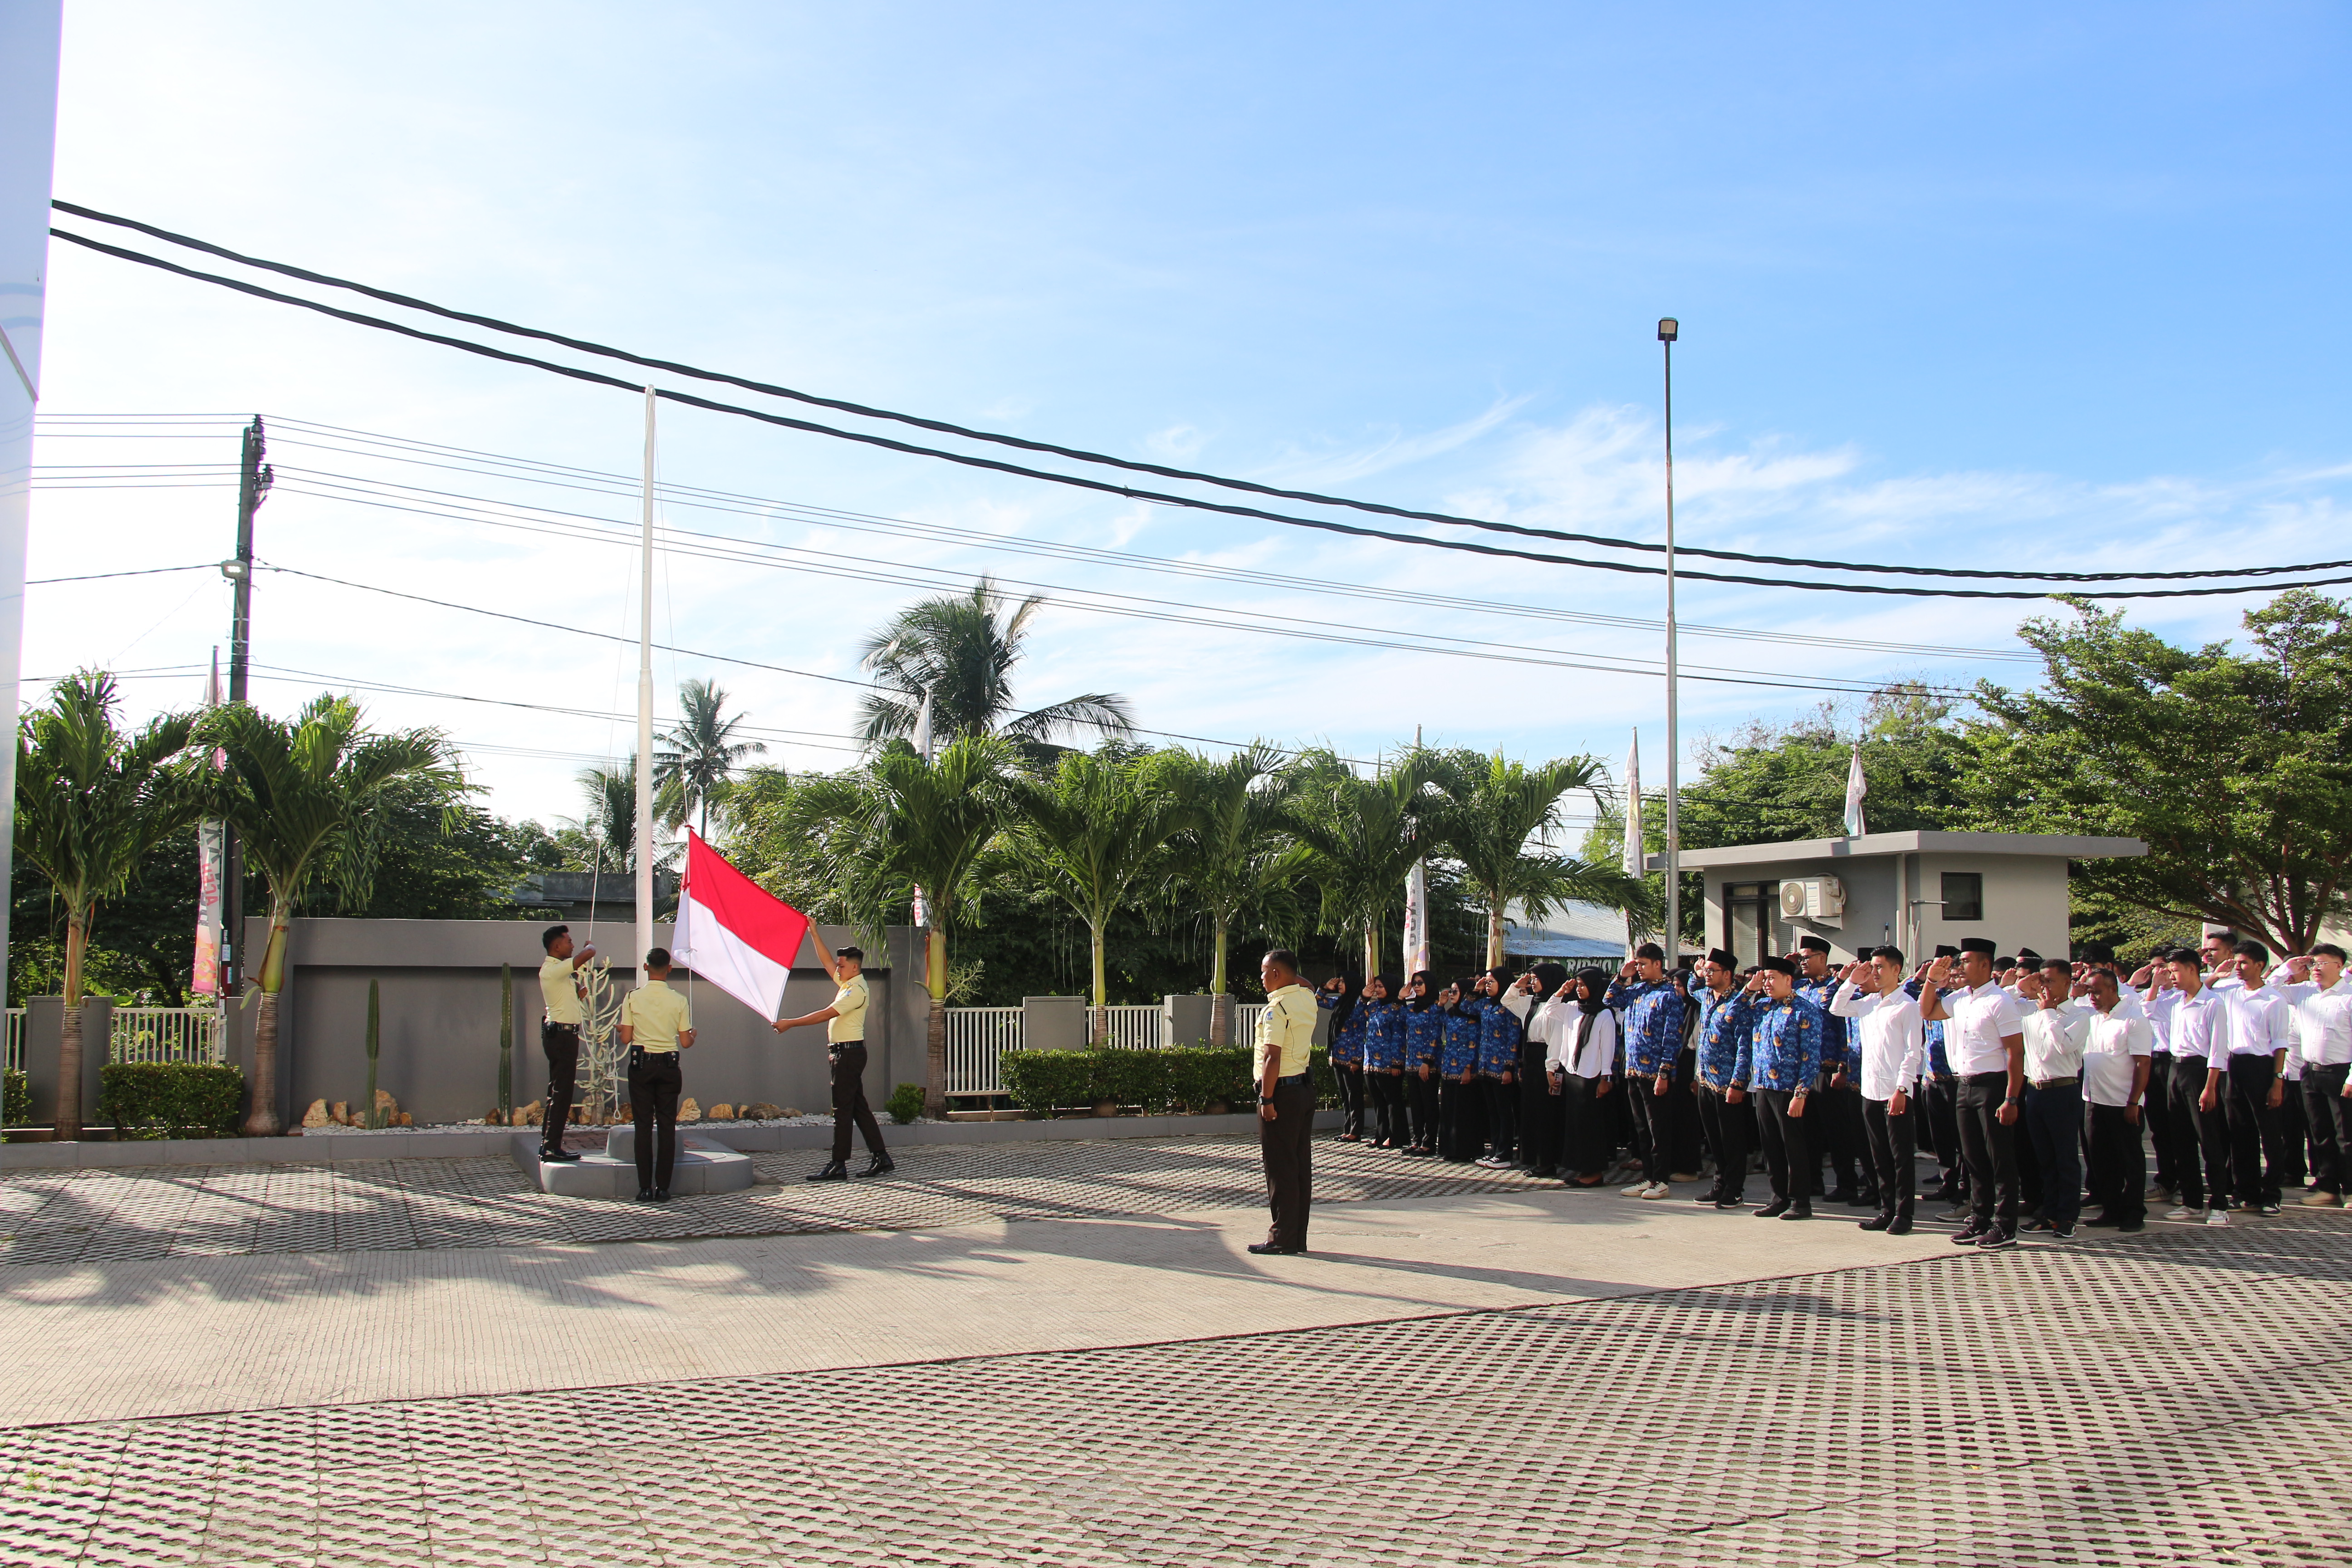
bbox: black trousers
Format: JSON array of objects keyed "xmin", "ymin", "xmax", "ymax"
[
  {"xmin": 1666, "ymin": 1047, "xmax": 1705, "ymax": 1174},
  {"xmin": 1406, "ymin": 1068, "xmax": 1441, "ymax": 1149},
  {"xmin": 1755, "ymin": 1089, "xmax": 1809, "ymax": 1207},
  {"xmin": 1626, "ymin": 1074, "xmax": 1671, "ymax": 1183},
  {"xmin": 1561, "ymin": 1074, "xmax": 1608, "ymax": 1178},
  {"xmin": 1259, "ymin": 1078, "xmax": 1317, "ymax": 1250},
  {"xmin": 627, "ymin": 1049, "xmax": 682, "ymax": 1192},
  {"xmin": 1518, "ymin": 1069, "xmax": 1563, "ymax": 1173},
  {"xmin": 2304, "ymin": 1062, "xmax": 2352, "ymax": 1196},
  {"xmin": 2023, "ymin": 1081, "xmax": 2084, "ymax": 1227},
  {"xmin": 1483, "ymin": 1075, "xmax": 1518, "ymax": 1159},
  {"xmin": 2145, "ymin": 1053, "xmax": 2177, "ymax": 1191},
  {"xmin": 2087, "ymin": 1104, "xmax": 2146, "ymax": 1226},
  {"xmin": 1816, "ymin": 1078, "xmax": 1867, "ymax": 1193},
  {"xmin": 1367, "ymin": 1069, "xmax": 1406, "ymax": 1144},
  {"xmin": 2222, "ymin": 1053, "xmax": 2287, "ymax": 1208},
  {"xmin": 1862, "ymin": 1096, "xmax": 1916, "ymax": 1217},
  {"xmin": 1695, "ymin": 1085, "xmax": 1750, "ymax": 1200},
  {"xmin": 1925, "ymin": 1075, "xmax": 1965, "ymax": 1197},
  {"xmin": 2171, "ymin": 1055, "xmax": 2232, "ymax": 1209},
  {"xmin": 540, "ymin": 1021, "xmax": 581, "ymax": 1153},
  {"xmin": 829, "ymin": 1043, "xmax": 887, "ymax": 1163},
  {"xmin": 1955, "ymin": 1071, "xmax": 2020, "ymax": 1229},
  {"xmin": 2278, "ymin": 1079, "xmax": 2310, "ymax": 1187},
  {"xmin": 1438, "ymin": 1075, "xmax": 1480, "ymax": 1162},
  {"xmin": 1336, "ymin": 1064, "xmax": 1367, "ymax": 1137}
]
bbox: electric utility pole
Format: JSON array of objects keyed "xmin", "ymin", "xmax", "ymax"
[{"xmin": 220, "ymin": 416, "xmax": 270, "ymax": 990}]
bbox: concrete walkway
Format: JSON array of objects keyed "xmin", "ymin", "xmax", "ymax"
[{"xmin": 0, "ymin": 1186, "xmax": 1966, "ymax": 1427}]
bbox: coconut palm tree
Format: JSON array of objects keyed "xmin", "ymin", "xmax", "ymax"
[
  {"xmin": 198, "ymin": 695, "xmax": 465, "ymax": 1136},
  {"xmin": 858, "ymin": 578, "xmax": 1134, "ymax": 753},
  {"xmin": 1285, "ymin": 749, "xmax": 1440, "ymax": 980},
  {"xmin": 1011, "ymin": 747, "xmax": 1181, "ymax": 1039},
  {"xmin": 568, "ymin": 755, "xmax": 674, "ymax": 876},
  {"xmin": 13, "ymin": 672, "xmax": 200, "ymax": 1138},
  {"xmin": 654, "ymin": 679, "xmax": 765, "ymax": 837},
  {"xmin": 1429, "ymin": 748, "xmax": 1631, "ymax": 967},
  {"xmin": 1152, "ymin": 744, "xmax": 1308, "ymax": 1044}
]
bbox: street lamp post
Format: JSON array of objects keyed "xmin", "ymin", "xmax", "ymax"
[{"xmin": 1658, "ymin": 317, "xmax": 1680, "ymax": 965}]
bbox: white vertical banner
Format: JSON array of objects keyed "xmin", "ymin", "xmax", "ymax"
[
  {"xmin": 191, "ymin": 821, "xmax": 225, "ymax": 998},
  {"xmin": 1843, "ymin": 742, "xmax": 1868, "ymax": 838},
  {"xmin": 1621, "ymin": 729, "xmax": 1644, "ymax": 878},
  {"xmin": 1401, "ymin": 858, "xmax": 1429, "ymax": 979}
]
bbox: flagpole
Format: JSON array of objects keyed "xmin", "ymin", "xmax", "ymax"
[
  {"xmin": 1659, "ymin": 319, "xmax": 1680, "ymax": 967},
  {"xmin": 636, "ymin": 387, "xmax": 657, "ymax": 976}
]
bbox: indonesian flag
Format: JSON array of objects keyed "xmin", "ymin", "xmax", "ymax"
[{"xmin": 670, "ymin": 830, "xmax": 812, "ymax": 1021}]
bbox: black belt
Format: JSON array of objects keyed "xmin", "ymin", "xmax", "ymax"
[{"xmin": 1272, "ymin": 1072, "xmax": 1310, "ymax": 1087}]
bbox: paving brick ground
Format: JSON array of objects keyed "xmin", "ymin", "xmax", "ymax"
[{"xmin": 2, "ymin": 1136, "xmax": 2346, "ymax": 1565}]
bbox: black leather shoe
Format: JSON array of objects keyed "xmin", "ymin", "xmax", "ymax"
[
  {"xmin": 634, "ymin": 1187, "xmax": 657, "ymax": 1202},
  {"xmin": 1858, "ymin": 1213, "xmax": 1893, "ymax": 1231},
  {"xmin": 1823, "ymin": 1187, "xmax": 1859, "ymax": 1206},
  {"xmin": 1246, "ymin": 1242, "xmax": 1305, "ymax": 1255},
  {"xmin": 1715, "ymin": 1195, "xmax": 1748, "ymax": 1209},
  {"xmin": 651, "ymin": 1188, "xmax": 671, "ymax": 1203},
  {"xmin": 1755, "ymin": 1198, "xmax": 1790, "ymax": 1218},
  {"xmin": 806, "ymin": 1161, "xmax": 850, "ymax": 1182},
  {"xmin": 1781, "ymin": 1204, "xmax": 1813, "ymax": 1220},
  {"xmin": 541, "ymin": 1149, "xmax": 582, "ymax": 1163},
  {"xmin": 856, "ymin": 1156, "xmax": 896, "ymax": 1178},
  {"xmin": 1888, "ymin": 1213, "xmax": 1914, "ymax": 1235}
]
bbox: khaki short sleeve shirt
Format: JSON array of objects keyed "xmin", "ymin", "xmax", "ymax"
[{"xmin": 621, "ymin": 980, "xmax": 692, "ymax": 1052}]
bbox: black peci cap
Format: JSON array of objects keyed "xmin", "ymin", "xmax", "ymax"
[
  {"xmin": 1798, "ymin": 935, "xmax": 1832, "ymax": 955},
  {"xmin": 1706, "ymin": 948, "xmax": 1738, "ymax": 970},
  {"xmin": 1959, "ymin": 937, "xmax": 1998, "ymax": 957},
  {"xmin": 1757, "ymin": 955, "xmax": 1797, "ymax": 977}
]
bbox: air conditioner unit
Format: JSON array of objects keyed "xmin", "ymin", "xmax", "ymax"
[{"xmin": 1778, "ymin": 876, "xmax": 1846, "ymax": 922}]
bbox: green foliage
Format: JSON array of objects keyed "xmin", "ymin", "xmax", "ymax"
[
  {"xmin": 363, "ymin": 978, "xmax": 381, "ymax": 1128},
  {"xmin": 1150, "ymin": 745, "xmax": 1308, "ymax": 999},
  {"xmin": 885, "ymin": 1081, "xmax": 926, "ymax": 1125},
  {"xmin": 1968, "ymin": 592, "xmax": 2352, "ymax": 952},
  {"xmin": 1163, "ymin": 1047, "xmax": 1255, "ymax": 1112},
  {"xmin": 98, "ymin": 1062, "xmax": 244, "ymax": 1139},
  {"xmin": 998, "ymin": 1046, "xmax": 1260, "ymax": 1117},
  {"xmin": 4, "ymin": 1069, "xmax": 27, "ymax": 1126},
  {"xmin": 1013, "ymin": 748, "xmax": 1184, "ymax": 1008},
  {"xmin": 857, "ymin": 577, "xmax": 1134, "ymax": 752},
  {"xmin": 654, "ymin": 679, "xmax": 766, "ymax": 837},
  {"xmin": 1286, "ymin": 748, "xmax": 1439, "ymax": 972},
  {"xmin": 1426, "ymin": 747, "xmax": 1625, "ymax": 965},
  {"xmin": 999, "ymin": 1048, "xmax": 1100, "ymax": 1118}
]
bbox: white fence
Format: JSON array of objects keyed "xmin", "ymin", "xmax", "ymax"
[
  {"xmin": 1233, "ymin": 1002, "xmax": 1266, "ymax": 1045},
  {"xmin": 109, "ymin": 1007, "xmax": 226, "ymax": 1066},
  {"xmin": 1100, "ymin": 1004, "xmax": 1163, "ymax": 1052},
  {"xmin": 945, "ymin": 1005, "xmax": 1023, "ymax": 1097}
]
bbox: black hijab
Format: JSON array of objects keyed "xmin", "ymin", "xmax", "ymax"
[{"xmin": 1574, "ymin": 967, "xmax": 1610, "ymax": 1014}]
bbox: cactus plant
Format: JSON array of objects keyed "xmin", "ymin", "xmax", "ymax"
[
  {"xmin": 498, "ymin": 962, "xmax": 514, "ymax": 1122},
  {"xmin": 363, "ymin": 979, "xmax": 382, "ymax": 1129}
]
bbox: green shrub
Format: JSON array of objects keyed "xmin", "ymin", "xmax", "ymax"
[
  {"xmin": 1096, "ymin": 1048, "xmax": 1172, "ymax": 1113},
  {"xmin": 1309, "ymin": 1047, "xmax": 1336, "ymax": 1109},
  {"xmin": 3, "ymin": 1068, "xmax": 27, "ymax": 1126},
  {"xmin": 885, "ymin": 1082, "xmax": 925, "ymax": 1125},
  {"xmin": 98, "ymin": 1063, "xmax": 245, "ymax": 1139},
  {"xmin": 1000, "ymin": 1049, "xmax": 1101, "ymax": 1118},
  {"xmin": 1164, "ymin": 1047, "xmax": 1253, "ymax": 1112}
]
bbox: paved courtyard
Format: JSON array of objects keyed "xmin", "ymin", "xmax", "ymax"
[{"xmin": 0, "ymin": 1135, "xmax": 2345, "ymax": 1566}]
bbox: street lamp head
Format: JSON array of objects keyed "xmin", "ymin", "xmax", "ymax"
[
  {"xmin": 1657, "ymin": 318, "xmax": 1678, "ymax": 343},
  {"xmin": 218, "ymin": 559, "xmax": 249, "ymax": 582}
]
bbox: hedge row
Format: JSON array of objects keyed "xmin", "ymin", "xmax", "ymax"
[
  {"xmin": 3, "ymin": 1069, "xmax": 26, "ymax": 1127},
  {"xmin": 997, "ymin": 1047, "xmax": 1336, "ymax": 1120},
  {"xmin": 97, "ymin": 1063, "xmax": 244, "ymax": 1139}
]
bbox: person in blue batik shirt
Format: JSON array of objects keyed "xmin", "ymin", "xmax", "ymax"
[
  {"xmin": 1472, "ymin": 968, "xmax": 1524, "ymax": 1166},
  {"xmin": 1400, "ymin": 972, "xmax": 1444, "ymax": 1156},
  {"xmin": 1604, "ymin": 942, "xmax": 1691, "ymax": 1200},
  {"xmin": 1359, "ymin": 975, "xmax": 1409, "ymax": 1149},
  {"xmin": 1729, "ymin": 954, "xmax": 1825, "ymax": 1220},
  {"xmin": 1793, "ymin": 934, "xmax": 1874, "ymax": 1210},
  {"xmin": 1319, "ymin": 975, "xmax": 1367, "ymax": 1141},
  {"xmin": 1436, "ymin": 980, "xmax": 1484, "ymax": 1162},
  {"xmin": 1689, "ymin": 947, "xmax": 1758, "ymax": 1208}
]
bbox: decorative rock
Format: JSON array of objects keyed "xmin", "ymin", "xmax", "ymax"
[
  {"xmin": 677, "ymin": 1097, "xmax": 701, "ymax": 1122},
  {"xmin": 617, "ymin": 1102, "xmax": 632, "ymax": 1121},
  {"xmin": 782, "ymin": 1106, "xmax": 802, "ymax": 1118},
  {"xmin": 373, "ymin": 1089, "xmax": 399, "ymax": 1121},
  {"xmin": 395, "ymin": 1111, "xmax": 413, "ymax": 1126},
  {"xmin": 744, "ymin": 1102, "xmax": 781, "ymax": 1121},
  {"xmin": 708, "ymin": 1103, "xmax": 735, "ymax": 1121},
  {"xmin": 301, "ymin": 1099, "xmax": 331, "ymax": 1129},
  {"xmin": 517, "ymin": 1100, "xmax": 543, "ymax": 1127},
  {"xmin": 329, "ymin": 1100, "xmax": 351, "ymax": 1126}
]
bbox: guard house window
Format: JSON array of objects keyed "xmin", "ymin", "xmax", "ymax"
[
  {"xmin": 1941, "ymin": 872, "xmax": 1984, "ymax": 922},
  {"xmin": 1723, "ymin": 882, "xmax": 1779, "ymax": 970}
]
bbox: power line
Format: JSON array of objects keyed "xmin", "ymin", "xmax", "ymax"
[
  {"xmin": 27, "ymin": 563, "xmax": 220, "ymax": 584},
  {"xmin": 49, "ymin": 222, "xmax": 2352, "ymax": 603},
  {"xmin": 52, "ymin": 199, "xmax": 2352, "ymax": 591}
]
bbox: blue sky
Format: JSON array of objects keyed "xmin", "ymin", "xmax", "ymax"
[{"xmin": 24, "ymin": 1, "xmax": 2352, "ymax": 833}]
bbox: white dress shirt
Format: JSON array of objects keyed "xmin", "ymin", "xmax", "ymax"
[
  {"xmin": 2218, "ymin": 983, "xmax": 2292, "ymax": 1062},
  {"xmin": 1942, "ymin": 980, "xmax": 2024, "ymax": 1076},
  {"xmin": 2278, "ymin": 975, "xmax": 2352, "ymax": 1068},
  {"xmin": 2080, "ymin": 1008, "xmax": 2154, "ymax": 1107},
  {"xmin": 2166, "ymin": 988, "xmax": 2227, "ymax": 1064},
  {"xmin": 2020, "ymin": 1003, "xmax": 2089, "ymax": 1083},
  {"xmin": 2144, "ymin": 986, "xmax": 2180, "ymax": 1053},
  {"xmin": 1829, "ymin": 982, "xmax": 1924, "ymax": 1101},
  {"xmin": 1543, "ymin": 1005, "xmax": 1619, "ymax": 1079}
]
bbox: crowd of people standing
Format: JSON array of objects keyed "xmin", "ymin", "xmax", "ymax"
[{"xmin": 1309, "ymin": 927, "xmax": 2351, "ymax": 1246}]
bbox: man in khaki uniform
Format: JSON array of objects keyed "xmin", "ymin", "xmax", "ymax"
[
  {"xmin": 774, "ymin": 929, "xmax": 893, "ymax": 1181},
  {"xmin": 537, "ymin": 925, "xmax": 596, "ymax": 1162},
  {"xmin": 618, "ymin": 947, "xmax": 695, "ymax": 1202},
  {"xmin": 1252, "ymin": 948, "xmax": 1323, "ymax": 1256}
]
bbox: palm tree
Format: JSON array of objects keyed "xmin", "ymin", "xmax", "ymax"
[
  {"xmin": 568, "ymin": 755, "xmax": 672, "ymax": 875},
  {"xmin": 1152, "ymin": 744, "xmax": 1307, "ymax": 1044},
  {"xmin": 1011, "ymin": 747, "xmax": 1181, "ymax": 1039},
  {"xmin": 654, "ymin": 679, "xmax": 765, "ymax": 837},
  {"xmin": 198, "ymin": 695, "xmax": 465, "ymax": 1136},
  {"xmin": 858, "ymin": 578, "xmax": 1135, "ymax": 753},
  {"xmin": 14, "ymin": 672, "xmax": 200, "ymax": 1138},
  {"xmin": 1286, "ymin": 749, "xmax": 1439, "ymax": 980},
  {"xmin": 1430, "ymin": 748, "xmax": 1631, "ymax": 967}
]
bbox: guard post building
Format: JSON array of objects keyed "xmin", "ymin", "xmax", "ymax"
[{"xmin": 1651, "ymin": 831, "xmax": 2147, "ymax": 968}]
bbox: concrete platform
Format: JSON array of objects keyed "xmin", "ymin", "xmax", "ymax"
[{"xmin": 512, "ymin": 1128, "xmax": 755, "ymax": 1197}]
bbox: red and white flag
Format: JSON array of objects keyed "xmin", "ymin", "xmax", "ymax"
[{"xmin": 670, "ymin": 830, "xmax": 812, "ymax": 1021}]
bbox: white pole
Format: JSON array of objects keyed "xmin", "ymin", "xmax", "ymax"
[
  {"xmin": 1660, "ymin": 321, "xmax": 1680, "ymax": 966},
  {"xmin": 635, "ymin": 387, "xmax": 657, "ymax": 976}
]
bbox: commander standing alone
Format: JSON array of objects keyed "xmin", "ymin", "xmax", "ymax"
[{"xmin": 1252, "ymin": 948, "xmax": 1322, "ymax": 1257}]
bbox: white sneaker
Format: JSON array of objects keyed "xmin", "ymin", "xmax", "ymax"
[
  {"xmin": 2205, "ymin": 1209, "xmax": 2230, "ymax": 1227},
  {"xmin": 1621, "ymin": 1181, "xmax": 1651, "ymax": 1195},
  {"xmin": 2164, "ymin": 1206, "xmax": 2200, "ymax": 1220},
  {"xmin": 1639, "ymin": 1181, "xmax": 1671, "ymax": 1200}
]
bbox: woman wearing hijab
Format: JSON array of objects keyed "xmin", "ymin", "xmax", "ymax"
[
  {"xmin": 1517, "ymin": 962, "xmax": 1572, "ymax": 1177},
  {"xmin": 1436, "ymin": 980, "xmax": 1484, "ymax": 1161},
  {"xmin": 1401, "ymin": 970, "xmax": 1443, "ymax": 1156},
  {"xmin": 1472, "ymin": 966, "xmax": 1524, "ymax": 1167},
  {"xmin": 1320, "ymin": 974, "xmax": 1367, "ymax": 1141},
  {"xmin": 1360, "ymin": 974, "xmax": 1408, "ymax": 1148},
  {"xmin": 1548, "ymin": 967, "xmax": 1621, "ymax": 1186}
]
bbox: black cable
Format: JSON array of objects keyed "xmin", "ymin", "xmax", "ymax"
[
  {"xmin": 54, "ymin": 199, "xmax": 2350, "ymax": 589},
  {"xmin": 52, "ymin": 224, "xmax": 2352, "ymax": 603},
  {"xmin": 27, "ymin": 563, "xmax": 220, "ymax": 584}
]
